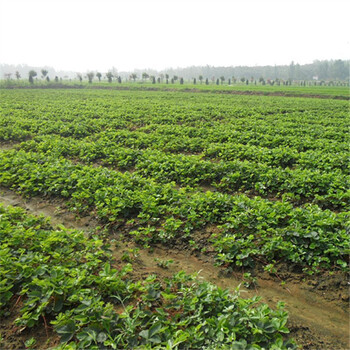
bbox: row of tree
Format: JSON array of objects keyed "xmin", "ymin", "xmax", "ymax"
[
  {"xmin": 2, "ymin": 59, "xmax": 349, "ymax": 84},
  {"xmin": 4, "ymin": 69, "xmax": 58, "ymax": 83},
  {"xmin": 155, "ymin": 60, "xmax": 349, "ymax": 81},
  {"xmin": 3, "ymin": 68, "xmax": 347, "ymax": 87}
]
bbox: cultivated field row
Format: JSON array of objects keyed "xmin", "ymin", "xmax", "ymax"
[{"xmin": 0, "ymin": 88, "xmax": 348, "ymax": 349}]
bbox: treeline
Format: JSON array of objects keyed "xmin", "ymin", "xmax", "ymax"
[
  {"xmin": 0, "ymin": 64, "xmax": 75, "ymax": 81},
  {"xmin": 154, "ymin": 60, "xmax": 349, "ymax": 81},
  {"xmin": 1, "ymin": 59, "xmax": 349, "ymax": 83}
]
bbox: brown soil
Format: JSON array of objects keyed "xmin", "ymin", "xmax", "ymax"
[
  {"xmin": 0, "ymin": 301, "xmax": 60, "ymax": 350},
  {"xmin": 0, "ymin": 187, "xmax": 349, "ymax": 350},
  {"xmin": 0, "ymin": 142, "xmax": 20, "ymax": 151},
  {"xmin": 120, "ymin": 244, "xmax": 349, "ymax": 349}
]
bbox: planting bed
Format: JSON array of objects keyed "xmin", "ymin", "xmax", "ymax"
[{"xmin": 0, "ymin": 87, "xmax": 348, "ymax": 349}]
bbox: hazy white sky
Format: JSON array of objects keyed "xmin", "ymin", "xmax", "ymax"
[{"xmin": 0, "ymin": 0, "xmax": 349, "ymax": 72}]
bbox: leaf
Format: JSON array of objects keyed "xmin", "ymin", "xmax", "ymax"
[
  {"xmin": 149, "ymin": 322, "xmax": 162, "ymax": 338},
  {"xmin": 53, "ymin": 296, "xmax": 64, "ymax": 312},
  {"xmin": 56, "ymin": 320, "xmax": 77, "ymax": 343},
  {"xmin": 97, "ymin": 332, "xmax": 107, "ymax": 343},
  {"xmin": 149, "ymin": 336, "xmax": 162, "ymax": 344},
  {"xmin": 139, "ymin": 329, "xmax": 149, "ymax": 339},
  {"xmin": 104, "ymin": 263, "xmax": 110, "ymax": 275},
  {"xmin": 231, "ymin": 340, "xmax": 247, "ymax": 349}
]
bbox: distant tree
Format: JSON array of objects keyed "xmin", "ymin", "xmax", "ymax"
[
  {"xmin": 130, "ymin": 73, "xmax": 137, "ymax": 82},
  {"xmin": 157, "ymin": 77, "xmax": 160, "ymax": 83},
  {"xmin": 173, "ymin": 75, "xmax": 178, "ymax": 82},
  {"xmin": 142, "ymin": 72, "xmax": 149, "ymax": 81},
  {"xmin": 41, "ymin": 69, "xmax": 48, "ymax": 79},
  {"xmin": 106, "ymin": 71, "xmax": 113, "ymax": 83},
  {"xmin": 289, "ymin": 61, "xmax": 295, "ymax": 80},
  {"xmin": 332, "ymin": 59, "xmax": 347, "ymax": 79},
  {"xmin": 28, "ymin": 70, "xmax": 37, "ymax": 84},
  {"xmin": 55, "ymin": 76, "xmax": 59, "ymax": 82},
  {"xmin": 77, "ymin": 73, "xmax": 83, "ymax": 82},
  {"xmin": 316, "ymin": 60, "xmax": 329, "ymax": 80},
  {"xmin": 216, "ymin": 78, "xmax": 219, "ymax": 85},
  {"xmin": 165, "ymin": 73, "xmax": 169, "ymax": 80},
  {"xmin": 118, "ymin": 76, "xmax": 122, "ymax": 83},
  {"xmin": 4, "ymin": 73, "xmax": 12, "ymax": 80},
  {"xmin": 232, "ymin": 76, "xmax": 236, "ymax": 83},
  {"xmin": 240, "ymin": 77, "xmax": 245, "ymax": 83},
  {"xmin": 193, "ymin": 78, "xmax": 196, "ymax": 84},
  {"xmin": 46, "ymin": 76, "xmax": 50, "ymax": 82},
  {"xmin": 205, "ymin": 78, "xmax": 209, "ymax": 85},
  {"xmin": 15, "ymin": 71, "xmax": 21, "ymax": 80},
  {"xmin": 220, "ymin": 76, "xmax": 225, "ymax": 84},
  {"xmin": 96, "ymin": 72, "xmax": 102, "ymax": 81},
  {"xmin": 87, "ymin": 72, "xmax": 94, "ymax": 83},
  {"xmin": 159, "ymin": 74, "xmax": 164, "ymax": 82},
  {"xmin": 166, "ymin": 78, "xmax": 169, "ymax": 84},
  {"xmin": 180, "ymin": 77, "xmax": 184, "ymax": 84},
  {"xmin": 199, "ymin": 75, "xmax": 203, "ymax": 84}
]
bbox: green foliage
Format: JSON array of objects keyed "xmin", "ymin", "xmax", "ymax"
[
  {"xmin": 25, "ymin": 337, "xmax": 37, "ymax": 349},
  {"xmin": 154, "ymin": 258, "xmax": 174, "ymax": 269},
  {"xmin": 0, "ymin": 205, "xmax": 296, "ymax": 349},
  {"xmin": 1, "ymin": 87, "xmax": 348, "ymax": 348},
  {"xmin": 86, "ymin": 72, "xmax": 94, "ymax": 83},
  {"xmin": 0, "ymin": 149, "xmax": 347, "ymax": 273},
  {"xmin": 0, "ymin": 88, "xmax": 348, "ymax": 273},
  {"xmin": 14, "ymin": 133, "xmax": 349, "ymax": 209}
]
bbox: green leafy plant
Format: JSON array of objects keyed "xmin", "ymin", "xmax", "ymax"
[
  {"xmin": 0, "ymin": 205, "xmax": 297, "ymax": 349},
  {"xmin": 154, "ymin": 258, "xmax": 174, "ymax": 269}
]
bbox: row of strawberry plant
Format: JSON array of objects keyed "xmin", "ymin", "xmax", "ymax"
[
  {"xmin": 2, "ymin": 113, "xmax": 347, "ymax": 155},
  {"xmin": 2, "ymin": 122, "xmax": 347, "ymax": 176},
  {"xmin": 2, "ymin": 88, "xmax": 348, "ymax": 130},
  {"xmin": 203, "ymin": 142, "xmax": 348, "ymax": 172},
  {"xmin": 1, "ymin": 204, "xmax": 296, "ymax": 349},
  {"xmin": 31, "ymin": 130, "xmax": 348, "ymax": 172},
  {"xmin": 19, "ymin": 136, "xmax": 350, "ymax": 209},
  {"xmin": 108, "ymin": 123, "xmax": 349, "ymax": 150},
  {"xmin": 1, "ymin": 90, "xmax": 348, "ymax": 153},
  {"xmin": 0, "ymin": 150, "xmax": 347, "ymax": 273},
  {"xmin": 89, "ymin": 128, "xmax": 349, "ymax": 169}
]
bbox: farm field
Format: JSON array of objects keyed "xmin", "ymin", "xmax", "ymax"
[
  {"xmin": 2, "ymin": 80, "xmax": 350, "ymax": 99},
  {"xmin": 0, "ymin": 88, "xmax": 349, "ymax": 349}
]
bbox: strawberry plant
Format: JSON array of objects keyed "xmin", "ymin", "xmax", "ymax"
[{"xmin": 0, "ymin": 205, "xmax": 297, "ymax": 348}]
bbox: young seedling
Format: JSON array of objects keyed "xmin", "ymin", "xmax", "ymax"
[
  {"xmin": 243, "ymin": 273, "xmax": 258, "ymax": 289},
  {"xmin": 121, "ymin": 248, "xmax": 140, "ymax": 263},
  {"xmin": 154, "ymin": 258, "xmax": 174, "ymax": 269},
  {"xmin": 25, "ymin": 338, "xmax": 36, "ymax": 350}
]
